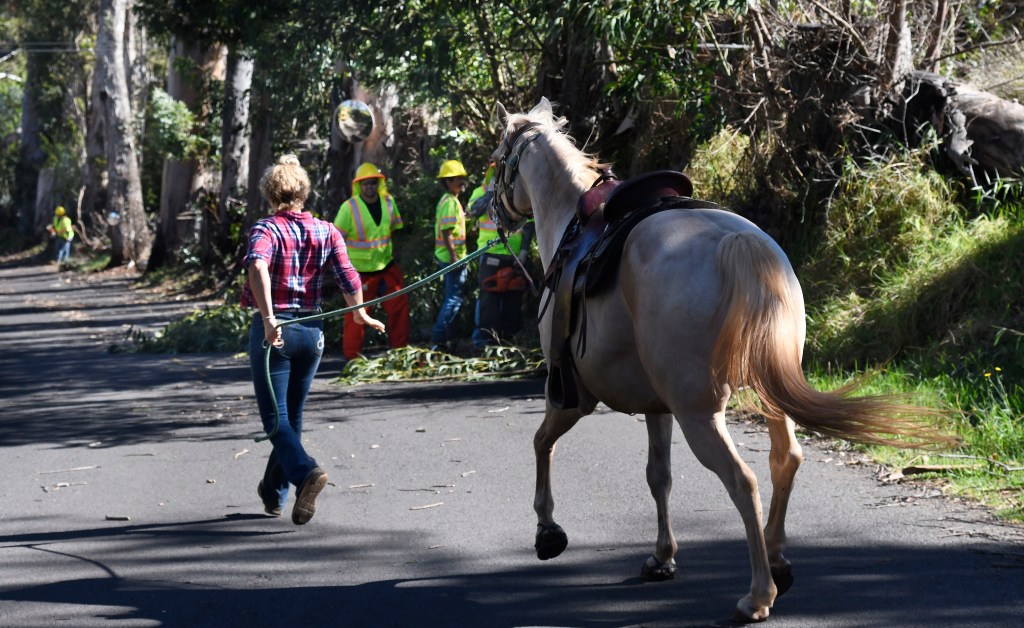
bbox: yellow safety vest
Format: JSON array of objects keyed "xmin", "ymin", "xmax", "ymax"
[
  {"xmin": 334, "ymin": 194, "xmax": 402, "ymax": 272},
  {"xmin": 53, "ymin": 215, "xmax": 74, "ymax": 241},
  {"xmin": 469, "ymin": 184, "xmax": 521, "ymax": 256},
  {"xmin": 434, "ymin": 192, "xmax": 466, "ymax": 262}
]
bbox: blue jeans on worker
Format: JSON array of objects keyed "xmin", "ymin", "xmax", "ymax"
[
  {"xmin": 248, "ymin": 312, "xmax": 324, "ymax": 510},
  {"xmin": 55, "ymin": 238, "xmax": 72, "ymax": 263},
  {"xmin": 431, "ymin": 258, "xmax": 467, "ymax": 344}
]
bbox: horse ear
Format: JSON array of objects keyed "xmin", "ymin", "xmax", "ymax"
[
  {"xmin": 496, "ymin": 102, "xmax": 509, "ymax": 126},
  {"xmin": 530, "ymin": 97, "xmax": 553, "ymax": 118}
]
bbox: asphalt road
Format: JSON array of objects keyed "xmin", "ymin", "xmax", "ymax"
[{"xmin": 0, "ymin": 260, "xmax": 1022, "ymax": 628}]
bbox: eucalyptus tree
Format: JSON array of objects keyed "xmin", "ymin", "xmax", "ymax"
[
  {"xmin": 96, "ymin": 0, "xmax": 151, "ymax": 265},
  {"xmin": 135, "ymin": 0, "xmax": 248, "ymax": 269}
]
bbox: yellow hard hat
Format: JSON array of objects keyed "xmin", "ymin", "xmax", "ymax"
[
  {"xmin": 437, "ymin": 160, "xmax": 468, "ymax": 179},
  {"xmin": 353, "ymin": 162, "xmax": 385, "ymax": 183},
  {"xmin": 55, "ymin": 206, "xmax": 66, "ymax": 216}
]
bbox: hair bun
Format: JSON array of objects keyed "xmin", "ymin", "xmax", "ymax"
[{"xmin": 278, "ymin": 154, "xmax": 300, "ymax": 166}]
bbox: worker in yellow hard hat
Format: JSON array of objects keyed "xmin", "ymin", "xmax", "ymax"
[
  {"xmin": 333, "ymin": 162, "xmax": 409, "ymax": 361},
  {"xmin": 430, "ymin": 159, "xmax": 469, "ymax": 349},
  {"xmin": 47, "ymin": 205, "xmax": 75, "ymax": 265}
]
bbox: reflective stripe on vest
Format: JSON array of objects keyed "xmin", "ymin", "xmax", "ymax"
[
  {"xmin": 434, "ymin": 193, "xmax": 466, "ymax": 262},
  {"xmin": 476, "ymin": 216, "xmax": 522, "ymax": 256},
  {"xmin": 339, "ymin": 196, "xmax": 400, "ymax": 271}
]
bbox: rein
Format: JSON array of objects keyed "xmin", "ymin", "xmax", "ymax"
[
  {"xmin": 488, "ymin": 120, "xmax": 545, "ymax": 296},
  {"xmin": 491, "ymin": 121, "xmax": 542, "ymax": 233}
]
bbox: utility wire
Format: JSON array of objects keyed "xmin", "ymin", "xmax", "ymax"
[{"xmin": 1, "ymin": 42, "xmax": 85, "ymax": 54}]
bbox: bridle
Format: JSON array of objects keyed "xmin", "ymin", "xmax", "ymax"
[{"xmin": 491, "ymin": 121, "xmax": 543, "ymax": 233}]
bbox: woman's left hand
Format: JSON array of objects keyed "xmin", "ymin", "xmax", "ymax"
[{"xmin": 353, "ymin": 309, "xmax": 386, "ymax": 333}]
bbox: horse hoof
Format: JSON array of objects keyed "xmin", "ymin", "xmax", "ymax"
[
  {"xmin": 640, "ymin": 556, "xmax": 677, "ymax": 581},
  {"xmin": 772, "ymin": 563, "xmax": 794, "ymax": 597},
  {"xmin": 731, "ymin": 608, "xmax": 769, "ymax": 623},
  {"xmin": 535, "ymin": 523, "xmax": 568, "ymax": 560}
]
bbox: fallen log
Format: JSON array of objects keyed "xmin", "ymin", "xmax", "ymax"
[{"xmin": 905, "ymin": 70, "xmax": 1024, "ymax": 184}]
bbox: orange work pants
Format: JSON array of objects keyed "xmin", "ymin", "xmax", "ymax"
[{"xmin": 343, "ymin": 263, "xmax": 410, "ymax": 360}]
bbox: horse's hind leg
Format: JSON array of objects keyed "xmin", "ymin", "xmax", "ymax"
[
  {"xmin": 641, "ymin": 413, "xmax": 678, "ymax": 580},
  {"xmin": 763, "ymin": 414, "xmax": 803, "ymax": 597},
  {"xmin": 534, "ymin": 405, "xmax": 585, "ymax": 560},
  {"xmin": 677, "ymin": 408, "xmax": 775, "ymax": 622}
]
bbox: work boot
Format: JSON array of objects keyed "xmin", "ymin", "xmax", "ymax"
[
  {"xmin": 292, "ymin": 467, "xmax": 328, "ymax": 525},
  {"xmin": 256, "ymin": 481, "xmax": 283, "ymax": 517}
]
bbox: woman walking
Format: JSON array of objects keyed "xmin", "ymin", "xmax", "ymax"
[{"xmin": 242, "ymin": 154, "xmax": 385, "ymax": 524}]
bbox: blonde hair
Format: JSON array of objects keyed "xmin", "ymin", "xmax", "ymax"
[{"xmin": 259, "ymin": 154, "xmax": 311, "ymax": 211}]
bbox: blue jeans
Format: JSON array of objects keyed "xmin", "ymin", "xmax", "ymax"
[
  {"xmin": 55, "ymin": 238, "xmax": 72, "ymax": 263},
  {"xmin": 431, "ymin": 259, "xmax": 468, "ymax": 344},
  {"xmin": 248, "ymin": 313, "xmax": 324, "ymax": 509}
]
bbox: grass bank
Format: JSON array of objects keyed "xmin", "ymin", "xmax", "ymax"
[{"xmin": 798, "ymin": 157, "xmax": 1023, "ymax": 520}]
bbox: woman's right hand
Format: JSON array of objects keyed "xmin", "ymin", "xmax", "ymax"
[{"xmin": 264, "ymin": 316, "xmax": 284, "ymax": 347}]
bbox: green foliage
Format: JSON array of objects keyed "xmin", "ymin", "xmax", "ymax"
[
  {"xmin": 801, "ymin": 149, "xmax": 1024, "ymax": 379},
  {"xmin": 0, "ymin": 11, "xmax": 20, "ymax": 214},
  {"xmin": 0, "ymin": 63, "xmax": 21, "ymax": 213},
  {"xmin": 806, "ymin": 364, "xmax": 1024, "ymax": 521},
  {"xmin": 145, "ymin": 87, "xmax": 208, "ymax": 161},
  {"xmin": 126, "ymin": 304, "xmax": 250, "ymax": 354},
  {"xmin": 337, "ymin": 345, "xmax": 545, "ymax": 384},
  {"xmin": 686, "ymin": 126, "xmax": 754, "ymax": 202},
  {"xmin": 803, "ymin": 151, "xmax": 959, "ymax": 305},
  {"xmin": 794, "ymin": 147, "xmax": 1024, "ymax": 520}
]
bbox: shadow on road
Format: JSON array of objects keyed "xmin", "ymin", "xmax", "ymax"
[{"xmin": 0, "ymin": 511, "xmax": 1019, "ymax": 628}]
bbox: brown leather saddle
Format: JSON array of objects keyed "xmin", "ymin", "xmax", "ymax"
[{"xmin": 542, "ymin": 170, "xmax": 721, "ymax": 409}]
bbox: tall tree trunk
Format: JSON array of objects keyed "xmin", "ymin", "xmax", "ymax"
[
  {"xmin": 148, "ymin": 39, "xmax": 221, "ymax": 270},
  {"xmin": 148, "ymin": 39, "xmax": 198, "ymax": 270},
  {"xmin": 124, "ymin": 4, "xmax": 150, "ymax": 178},
  {"xmin": 16, "ymin": 58, "xmax": 44, "ymax": 237},
  {"xmin": 96, "ymin": 0, "xmax": 152, "ymax": 266},
  {"xmin": 533, "ymin": 6, "xmax": 618, "ymax": 156},
  {"xmin": 215, "ymin": 47, "xmax": 253, "ymax": 257},
  {"xmin": 879, "ymin": 0, "xmax": 912, "ymax": 97},
  {"xmin": 245, "ymin": 75, "xmax": 273, "ymax": 232},
  {"xmin": 80, "ymin": 60, "xmax": 108, "ymax": 243}
]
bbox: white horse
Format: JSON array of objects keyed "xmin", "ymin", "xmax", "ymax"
[{"xmin": 490, "ymin": 98, "xmax": 951, "ymax": 622}]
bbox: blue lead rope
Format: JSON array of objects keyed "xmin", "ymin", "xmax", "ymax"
[{"xmin": 255, "ymin": 238, "xmax": 503, "ymax": 442}]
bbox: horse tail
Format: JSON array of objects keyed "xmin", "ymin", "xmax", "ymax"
[{"xmin": 711, "ymin": 232, "xmax": 955, "ymax": 449}]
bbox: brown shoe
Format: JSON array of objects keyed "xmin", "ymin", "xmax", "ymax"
[
  {"xmin": 257, "ymin": 481, "xmax": 283, "ymax": 517},
  {"xmin": 292, "ymin": 467, "xmax": 328, "ymax": 525}
]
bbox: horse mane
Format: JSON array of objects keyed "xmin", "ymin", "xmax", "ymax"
[{"xmin": 505, "ymin": 107, "xmax": 608, "ymax": 183}]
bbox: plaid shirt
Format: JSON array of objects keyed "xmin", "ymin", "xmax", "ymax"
[{"xmin": 241, "ymin": 210, "xmax": 362, "ymax": 311}]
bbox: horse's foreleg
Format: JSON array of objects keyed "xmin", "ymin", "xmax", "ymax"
[
  {"xmin": 763, "ymin": 414, "xmax": 802, "ymax": 597},
  {"xmin": 642, "ymin": 413, "xmax": 678, "ymax": 580},
  {"xmin": 533, "ymin": 406, "xmax": 584, "ymax": 560},
  {"xmin": 679, "ymin": 411, "xmax": 775, "ymax": 623}
]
